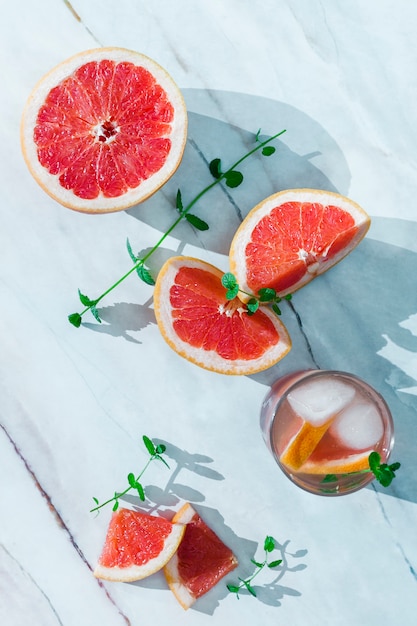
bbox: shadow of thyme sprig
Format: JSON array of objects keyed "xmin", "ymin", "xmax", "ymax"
[
  {"xmin": 90, "ymin": 435, "xmax": 169, "ymax": 513},
  {"xmin": 68, "ymin": 128, "xmax": 286, "ymax": 327},
  {"xmin": 227, "ymin": 536, "xmax": 282, "ymax": 599}
]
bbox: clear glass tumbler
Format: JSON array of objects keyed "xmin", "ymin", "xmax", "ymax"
[{"xmin": 260, "ymin": 370, "xmax": 394, "ymax": 496}]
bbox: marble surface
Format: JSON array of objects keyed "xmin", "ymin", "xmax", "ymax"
[{"xmin": 2, "ymin": 1, "xmax": 417, "ymax": 624}]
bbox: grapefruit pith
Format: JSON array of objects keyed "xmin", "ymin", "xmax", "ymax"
[
  {"xmin": 164, "ymin": 503, "xmax": 238, "ymax": 609},
  {"xmin": 21, "ymin": 48, "xmax": 187, "ymax": 213},
  {"xmin": 153, "ymin": 256, "xmax": 292, "ymax": 375},
  {"xmin": 94, "ymin": 508, "xmax": 185, "ymax": 582},
  {"xmin": 229, "ymin": 188, "xmax": 371, "ymax": 298}
]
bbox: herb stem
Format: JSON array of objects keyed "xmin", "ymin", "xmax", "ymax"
[{"xmin": 69, "ymin": 129, "xmax": 286, "ymax": 325}]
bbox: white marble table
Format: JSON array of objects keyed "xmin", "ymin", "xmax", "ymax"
[{"xmin": 2, "ymin": 1, "xmax": 417, "ymax": 624}]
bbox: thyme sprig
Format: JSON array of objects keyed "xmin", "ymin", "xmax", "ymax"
[
  {"xmin": 221, "ymin": 272, "xmax": 292, "ymax": 316},
  {"xmin": 227, "ymin": 536, "xmax": 282, "ymax": 599},
  {"xmin": 68, "ymin": 128, "xmax": 286, "ymax": 327},
  {"xmin": 90, "ymin": 435, "xmax": 169, "ymax": 513},
  {"xmin": 322, "ymin": 451, "xmax": 401, "ymax": 488}
]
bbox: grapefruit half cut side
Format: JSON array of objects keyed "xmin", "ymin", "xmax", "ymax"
[
  {"xmin": 229, "ymin": 189, "xmax": 371, "ymax": 299},
  {"xmin": 21, "ymin": 48, "xmax": 187, "ymax": 213},
  {"xmin": 153, "ymin": 256, "xmax": 292, "ymax": 375},
  {"xmin": 94, "ymin": 508, "xmax": 185, "ymax": 582},
  {"xmin": 164, "ymin": 503, "xmax": 238, "ymax": 609}
]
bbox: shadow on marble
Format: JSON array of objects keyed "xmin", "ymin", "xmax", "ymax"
[
  {"xmin": 125, "ymin": 89, "xmax": 351, "ymax": 258},
  {"xmin": 81, "ymin": 89, "xmax": 416, "ymax": 505},
  {"xmin": 114, "ymin": 438, "xmax": 307, "ymax": 613},
  {"xmin": 128, "ymin": 504, "xmax": 306, "ymax": 615}
]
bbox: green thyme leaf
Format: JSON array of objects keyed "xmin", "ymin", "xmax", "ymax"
[
  {"xmin": 176, "ymin": 188, "xmax": 183, "ymax": 212},
  {"xmin": 127, "ymin": 473, "xmax": 136, "ymax": 488},
  {"xmin": 78, "ymin": 289, "xmax": 96, "ymax": 307},
  {"xmin": 136, "ymin": 483, "xmax": 145, "ymax": 501},
  {"xmin": 112, "ymin": 500, "xmax": 119, "ymax": 512},
  {"xmin": 264, "ymin": 536, "xmax": 275, "ymax": 552},
  {"xmin": 126, "ymin": 238, "xmax": 137, "ymax": 263},
  {"xmin": 136, "ymin": 264, "xmax": 155, "ymax": 286},
  {"xmin": 262, "ymin": 146, "xmax": 276, "ymax": 156},
  {"xmin": 246, "ymin": 298, "xmax": 259, "ymax": 315},
  {"xmin": 143, "ymin": 435, "xmax": 156, "ymax": 455},
  {"xmin": 209, "ymin": 158, "xmax": 222, "ymax": 179},
  {"xmin": 68, "ymin": 313, "xmax": 82, "ymax": 328},
  {"xmin": 272, "ymin": 303, "xmax": 282, "ymax": 316},
  {"xmin": 258, "ymin": 287, "xmax": 277, "ymax": 302},
  {"xmin": 321, "ymin": 474, "xmax": 338, "ymax": 483},
  {"xmin": 268, "ymin": 559, "xmax": 283, "ymax": 568},
  {"xmin": 368, "ymin": 451, "xmax": 381, "ymax": 473},
  {"xmin": 90, "ymin": 306, "xmax": 102, "ymax": 323},
  {"xmin": 221, "ymin": 273, "xmax": 238, "ymax": 290},
  {"xmin": 224, "ymin": 170, "xmax": 244, "ymax": 188},
  {"xmin": 185, "ymin": 213, "xmax": 209, "ymax": 231}
]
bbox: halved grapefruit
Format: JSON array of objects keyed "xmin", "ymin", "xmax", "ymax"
[
  {"xmin": 153, "ymin": 256, "xmax": 292, "ymax": 375},
  {"xmin": 21, "ymin": 48, "xmax": 187, "ymax": 213},
  {"xmin": 94, "ymin": 508, "xmax": 185, "ymax": 582},
  {"xmin": 229, "ymin": 189, "xmax": 370, "ymax": 298},
  {"xmin": 164, "ymin": 503, "xmax": 238, "ymax": 609}
]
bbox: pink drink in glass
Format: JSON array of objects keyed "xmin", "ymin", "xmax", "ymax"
[{"xmin": 260, "ymin": 370, "xmax": 394, "ymax": 495}]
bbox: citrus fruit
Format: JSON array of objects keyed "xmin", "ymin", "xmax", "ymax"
[
  {"xmin": 153, "ymin": 256, "xmax": 292, "ymax": 375},
  {"xmin": 21, "ymin": 47, "xmax": 187, "ymax": 213},
  {"xmin": 299, "ymin": 450, "xmax": 371, "ymax": 475},
  {"xmin": 229, "ymin": 189, "xmax": 370, "ymax": 298},
  {"xmin": 164, "ymin": 503, "xmax": 238, "ymax": 609},
  {"xmin": 93, "ymin": 508, "xmax": 185, "ymax": 582}
]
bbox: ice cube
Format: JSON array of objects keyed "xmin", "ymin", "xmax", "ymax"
[
  {"xmin": 287, "ymin": 377, "xmax": 356, "ymax": 426},
  {"xmin": 330, "ymin": 402, "xmax": 384, "ymax": 450}
]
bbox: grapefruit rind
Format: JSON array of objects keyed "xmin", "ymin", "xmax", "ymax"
[
  {"xmin": 153, "ymin": 256, "xmax": 292, "ymax": 375},
  {"xmin": 20, "ymin": 47, "xmax": 188, "ymax": 213},
  {"xmin": 164, "ymin": 503, "xmax": 238, "ymax": 610},
  {"xmin": 299, "ymin": 451, "xmax": 371, "ymax": 475},
  {"xmin": 93, "ymin": 509, "xmax": 185, "ymax": 583},
  {"xmin": 229, "ymin": 188, "xmax": 371, "ymax": 299},
  {"xmin": 280, "ymin": 420, "xmax": 333, "ymax": 471}
]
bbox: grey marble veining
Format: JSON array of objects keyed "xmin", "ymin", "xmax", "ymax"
[{"xmin": 1, "ymin": 1, "xmax": 417, "ymax": 625}]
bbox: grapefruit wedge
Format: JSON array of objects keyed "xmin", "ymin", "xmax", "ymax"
[
  {"xmin": 164, "ymin": 503, "xmax": 238, "ymax": 609},
  {"xmin": 94, "ymin": 508, "xmax": 185, "ymax": 582},
  {"xmin": 229, "ymin": 189, "xmax": 370, "ymax": 298},
  {"xmin": 154, "ymin": 256, "xmax": 292, "ymax": 375},
  {"xmin": 21, "ymin": 48, "xmax": 187, "ymax": 213}
]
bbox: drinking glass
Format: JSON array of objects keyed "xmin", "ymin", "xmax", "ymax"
[{"xmin": 260, "ymin": 370, "xmax": 394, "ymax": 496}]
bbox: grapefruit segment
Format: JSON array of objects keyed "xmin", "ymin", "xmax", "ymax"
[
  {"xmin": 21, "ymin": 48, "xmax": 187, "ymax": 213},
  {"xmin": 164, "ymin": 503, "xmax": 238, "ymax": 609},
  {"xmin": 94, "ymin": 508, "xmax": 185, "ymax": 582},
  {"xmin": 280, "ymin": 420, "xmax": 334, "ymax": 471},
  {"xmin": 300, "ymin": 451, "xmax": 371, "ymax": 475},
  {"xmin": 154, "ymin": 256, "xmax": 292, "ymax": 375},
  {"xmin": 229, "ymin": 189, "xmax": 370, "ymax": 298}
]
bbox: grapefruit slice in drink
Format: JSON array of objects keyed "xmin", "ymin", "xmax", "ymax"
[
  {"xmin": 153, "ymin": 256, "xmax": 292, "ymax": 375},
  {"xmin": 94, "ymin": 508, "xmax": 185, "ymax": 582},
  {"xmin": 164, "ymin": 503, "xmax": 238, "ymax": 609},
  {"xmin": 229, "ymin": 189, "xmax": 370, "ymax": 298},
  {"xmin": 21, "ymin": 48, "xmax": 187, "ymax": 213}
]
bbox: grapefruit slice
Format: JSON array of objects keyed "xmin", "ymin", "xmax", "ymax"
[
  {"xmin": 153, "ymin": 256, "xmax": 292, "ymax": 375},
  {"xmin": 93, "ymin": 508, "xmax": 185, "ymax": 582},
  {"xmin": 164, "ymin": 503, "xmax": 238, "ymax": 609},
  {"xmin": 300, "ymin": 451, "xmax": 371, "ymax": 475},
  {"xmin": 21, "ymin": 48, "xmax": 187, "ymax": 213},
  {"xmin": 229, "ymin": 189, "xmax": 371, "ymax": 298}
]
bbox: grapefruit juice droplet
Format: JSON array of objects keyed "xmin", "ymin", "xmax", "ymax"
[{"xmin": 260, "ymin": 370, "xmax": 394, "ymax": 496}]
